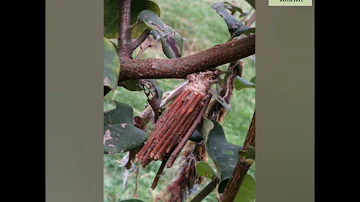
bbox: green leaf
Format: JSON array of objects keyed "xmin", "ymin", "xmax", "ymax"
[
  {"xmin": 160, "ymin": 31, "xmax": 185, "ymax": 58},
  {"xmin": 104, "ymin": 37, "xmax": 120, "ymax": 90},
  {"xmin": 235, "ymin": 76, "xmax": 255, "ymax": 91},
  {"xmin": 130, "ymin": 0, "xmax": 161, "ymax": 38},
  {"xmin": 196, "ymin": 161, "xmax": 216, "ymax": 180},
  {"xmin": 104, "ymin": 0, "xmax": 160, "ymax": 39},
  {"xmin": 189, "ymin": 130, "xmax": 204, "ymax": 142},
  {"xmin": 121, "ymin": 80, "xmax": 143, "ymax": 91},
  {"xmin": 238, "ymin": 145, "xmax": 255, "ymax": 164},
  {"xmin": 244, "ymin": 0, "xmax": 256, "ymax": 9},
  {"xmin": 137, "ymin": 10, "xmax": 169, "ymax": 36},
  {"xmin": 212, "ymin": 3, "xmax": 254, "ymax": 38},
  {"xmin": 111, "ymin": 87, "xmax": 123, "ymax": 103},
  {"xmin": 119, "ymin": 199, "xmax": 145, "ymax": 202},
  {"xmin": 205, "ymin": 120, "xmax": 243, "ymax": 192},
  {"xmin": 250, "ymin": 76, "xmax": 256, "ymax": 84},
  {"xmin": 104, "ymin": 90, "xmax": 116, "ymax": 113},
  {"xmin": 198, "ymin": 118, "xmax": 215, "ymax": 140},
  {"xmin": 109, "ymin": 39, "xmax": 117, "ymax": 49},
  {"xmin": 138, "ymin": 10, "xmax": 185, "ymax": 58},
  {"xmin": 149, "ymin": 29, "xmax": 161, "ymax": 41},
  {"xmin": 246, "ymin": 56, "xmax": 256, "ymax": 72},
  {"xmin": 104, "ymin": 123, "xmax": 147, "ymax": 154},
  {"xmin": 223, "ymin": 2, "xmax": 244, "ymax": 15},
  {"xmin": 104, "ymin": 0, "xmax": 119, "ymax": 38},
  {"xmin": 234, "ymin": 174, "xmax": 256, "ymax": 202},
  {"xmin": 234, "ymin": 27, "xmax": 255, "ymax": 37},
  {"xmin": 104, "ymin": 101, "xmax": 148, "ymax": 154},
  {"xmin": 104, "ymin": 102, "xmax": 134, "ymax": 125}
]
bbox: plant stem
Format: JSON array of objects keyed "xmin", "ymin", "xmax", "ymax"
[
  {"xmin": 117, "ymin": 0, "xmax": 132, "ymax": 61},
  {"xmin": 151, "ymin": 157, "xmax": 169, "ymax": 190},
  {"xmin": 135, "ymin": 36, "xmax": 153, "ymax": 60},
  {"xmin": 132, "ymin": 29, "xmax": 151, "ymax": 54},
  {"xmin": 134, "ymin": 166, "xmax": 139, "ymax": 198},
  {"xmin": 189, "ymin": 178, "xmax": 219, "ymax": 202},
  {"xmin": 119, "ymin": 35, "xmax": 255, "ymax": 81},
  {"xmin": 245, "ymin": 12, "xmax": 256, "ymax": 27}
]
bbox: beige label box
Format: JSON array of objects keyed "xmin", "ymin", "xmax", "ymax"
[{"xmin": 269, "ymin": 0, "xmax": 313, "ymax": 6}]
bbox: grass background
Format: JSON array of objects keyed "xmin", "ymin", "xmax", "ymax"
[{"xmin": 104, "ymin": 0, "xmax": 255, "ymax": 201}]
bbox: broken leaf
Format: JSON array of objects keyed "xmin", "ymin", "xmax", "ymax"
[
  {"xmin": 104, "ymin": 123, "xmax": 147, "ymax": 154},
  {"xmin": 104, "ymin": 101, "xmax": 148, "ymax": 154}
]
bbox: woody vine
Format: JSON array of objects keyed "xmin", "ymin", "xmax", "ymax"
[{"xmin": 104, "ymin": 0, "xmax": 256, "ymax": 201}]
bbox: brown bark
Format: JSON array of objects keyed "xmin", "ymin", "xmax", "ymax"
[
  {"xmin": 117, "ymin": 0, "xmax": 132, "ymax": 61},
  {"xmin": 119, "ymin": 35, "xmax": 255, "ymax": 81}
]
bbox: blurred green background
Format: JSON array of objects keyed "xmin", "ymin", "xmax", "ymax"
[{"xmin": 104, "ymin": 0, "xmax": 255, "ymax": 201}]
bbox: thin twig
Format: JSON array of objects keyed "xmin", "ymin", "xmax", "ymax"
[
  {"xmin": 241, "ymin": 8, "xmax": 253, "ymax": 23},
  {"xmin": 135, "ymin": 36, "xmax": 153, "ymax": 59},
  {"xmin": 189, "ymin": 178, "xmax": 219, "ymax": 202},
  {"xmin": 134, "ymin": 166, "xmax": 139, "ymax": 198},
  {"xmin": 151, "ymin": 157, "xmax": 169, "ymax": 190},
  {"xmin": 131, "ymin": 29, "xmax": 151, "ymax": 55},
  {"xmin": 245, "ymin": 12, "xmax": 256, "ymax": 27},
  {"xmin": 160, "ymin": 80, "xmax": 188, "ymax": 107}
]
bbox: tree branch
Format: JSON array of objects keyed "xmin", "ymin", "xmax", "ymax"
[
  {"xmin": 119, "ymin": 35, "xmax": 255, "ymax": 82},
  {"xmin": 221, "ymin": 111, "xmax": 256, "ymax": 202},
  {"xmin": 117, "ymin": 0, "xmax": 132, "ymax": 61}
]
